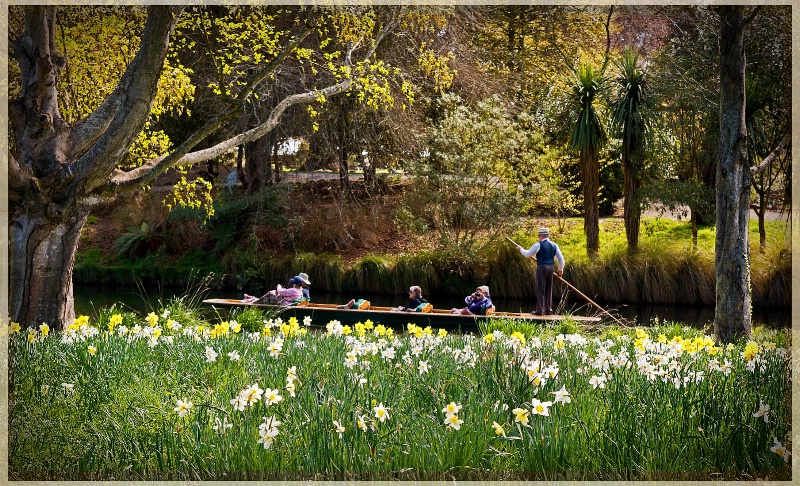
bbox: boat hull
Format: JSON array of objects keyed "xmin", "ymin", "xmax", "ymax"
[{"xmin": 203, "ymin": 299, "xmax": 601, "ymax": 330}]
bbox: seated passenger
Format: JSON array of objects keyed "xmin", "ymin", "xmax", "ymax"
[
  {"xmin": 450, "ymin": 286, "xmax": 493, "ymax": 315},
  {"xmin": 391, "ymin": 285, "xmax": 430, "ymax": 312},
  {"xmin": 243, "ymin": 277, "xmax": 304, "ymax": 306}
]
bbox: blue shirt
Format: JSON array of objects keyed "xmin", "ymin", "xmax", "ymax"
[{"xmin": 520, "ymin": 238, "xmax": 565, "ymax": 270}]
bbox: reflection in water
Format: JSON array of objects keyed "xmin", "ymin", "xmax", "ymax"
[{"xmin": 74, "ymin": 286, "xmax": 791, "ymax": 329}]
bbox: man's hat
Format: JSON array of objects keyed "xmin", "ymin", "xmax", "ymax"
[{"xmin": 538, "ymin": 227, "xmax": 550, "ymax": 236}]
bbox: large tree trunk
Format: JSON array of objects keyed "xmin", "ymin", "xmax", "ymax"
[
  {"xmin": 714, "ymin": 5, "xmax": 752, "ymax": 343},
  {"xmin": 622, "ymin": 153, "xmax": 641, "ymax": 252},
  {"xmin": 11, "ymin": 208, "xmax": 89, "ymax": 328},
  {"xmin": 9, "ymin": 6, "xmax": 181, "ymax": 329},
  {"xmin": 581, "ymin": 149, "xmax": 600, "ymax": 255}
]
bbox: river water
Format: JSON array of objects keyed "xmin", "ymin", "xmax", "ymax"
[{"xmin": 73, "ymin": 285, "xmax": 791, "ymax": 329}]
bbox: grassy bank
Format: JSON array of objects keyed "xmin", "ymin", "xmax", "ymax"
[
  {"xmin": 8, "ymin": 301, "xmax": 791, "ymax": 480},
  {"xmin": 74, "ymin": 216, "xmax": 791, "ymax": 308}
]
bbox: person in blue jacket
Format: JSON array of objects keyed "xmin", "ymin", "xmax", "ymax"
[
  {"xmin": 515, "ymin": 227, "xmax": 565, "ymax": 315},
  {"xmin": 451, "ymin": 286, "xmax": 493, "ymax": 315}
]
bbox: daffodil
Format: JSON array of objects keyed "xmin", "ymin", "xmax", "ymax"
[
  {"xmin": 227, "ymin": 350, "xmax": 241, "ymax": 361},
  {"xmin": 552, "ymin": 386, "xmax": 571, "ymax": 405},
  {"xmin": 205, "ymin": 346, "xmax": 218, "ymax": 362},
  {"xmin": 530, "ymin": 398, "xmax": 553, "ymax": 416},
  {"xmin": 770, "ymin": 436, "xmax": 790, "ymax": 462},
  {"xmin": 512, "ymin": 407, "xmax": 530, "ymax": 427},
  {"xmin": 264, "ymin": 388, "xmax": 283, "ymax": 406},
  {"xmin": 445, "ymin": 414, "xmax": 464, "ymax": 430},
  {"xmin": 589, "ymin": 375, "xmax": 606, "ymax": 389},
  {"xmin": 333, "ymin": 420, "xmax": 346, "ymax": 438},
  {"xmin": 753, "ymin": 400, "xmax": 770, "ymax": 423},
  {"xmin": 442, "ymin": 402, "xmax": 462, "ymax": 416},
  {"xmin": 491, "ymin": 421, "xmax": 506, "ymax": 437},
  {"xmin": 39, "ymin": 323, "xmax": 50, "ymax": 337},
  {"xmin": 213, "ymin": 416, "xmax": 232, "ymax": 434},
  {"xmin": 11, "ymin": 322, "xmax": 21, "ymax": 334},
  {"xmin": 145, "ymin": 312, "xmax": 158, "ymax": 327},
  {"xmin": 374, "ymin": 402, "xmax": 390, "ymax": 423},
  {"xmin": 88, "ymin": 345, "xmax": 97, "ymax": 356},
  {"xmin": 303, "ymin": 316, "xmax": 312, "ymax": 327},
  {"xmin": 438, "ymin": 328, "xmax": 447, "ymax": 338},
  {"xmin": 357, "ymin": 415, "xmax": 368, "ymax": 432},
  {"xmin": 244, "ymin": 383, "xmax": 264, "ymax": 406},
  {"xmin": 418, "ymin": 360, "xmax": 429, "ymax": 375},
  {"xmin": 174, "ymin": 399, "xmax": 192, "ymax": 417}
]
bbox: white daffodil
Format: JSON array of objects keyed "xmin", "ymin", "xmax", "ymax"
[
  {"xmin": 552, "ymin": 386, "xmax": 571, "ymax": 405},
  {"xmin": 174, "ymin": 399, "xmax": 193, "ymax": 417},
  {"xmin": 753, "ymin": 401, "xmax": 771, "ymax": 423},
  {"xmin": 442, "ymin": 401, "xmax": 463, "ymax": 416},
  {"xmin": 589, "ymin": 375, "xmax": 606, "ymax": 389},
  {"xmin": 445, "ymin": 413, "xmax": 464, "ymax": 430},
  {"xmin": 264, "ymin": 388, "xmax": 283, "ymax": 406},
  {"xmin": 205, "ymin": 346, "xmax": 218, "ymax": 362},
  {"xmin": 333, "ymin": 420, "xmax": 346, "ymax": 438},
  {"xmin": 770, "ymin": 436, "xmax": 790, "ymax": 462},
  {"xmin": 530, "ymin": 397, "xmax": 553, "ymax": 416},
  {"xmin": 374, "ymin": 402, "xmax": 390, "ymax": 423},
  {"xmin": 418, "ymin": 360, "xmax": 430, "ymax": 375},
  {"xmin": 227, "ymin": 350, "xmax": 241, "ymax": 361}
]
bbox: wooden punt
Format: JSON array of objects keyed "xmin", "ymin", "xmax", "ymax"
[{"xmin": 203, "ymin": 298, "xmax": 602, "ymax": 330}]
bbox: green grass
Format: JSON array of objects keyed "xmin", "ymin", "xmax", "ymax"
[{"xmin": 8, "ymin": 306, "xmax": 791, "ymax": 481}]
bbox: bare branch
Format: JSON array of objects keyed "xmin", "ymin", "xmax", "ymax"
[
  {"xmin": 750, "ymin": 133, "xmax": 790, "ymax": 176},
  {"xmin": 599, "ymin": 5, "xmax": 614, "ymax": 73}
]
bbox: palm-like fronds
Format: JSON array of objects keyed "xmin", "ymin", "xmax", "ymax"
[
  {"xmin": 567, "ymin": 63, "xmax": 607, "ymax": 153},
  {"xmin": 610, "ymin": 47, "xmax": 647, "ymax": 157}
]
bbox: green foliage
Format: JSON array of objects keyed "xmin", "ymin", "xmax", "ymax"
[
  {"xmin": 567, "ymin": 62, "xmax": 607, "ymax": 153},
  {"xmin": 401, "ymin": 94, "xmax": 526, "ymax": 255},
  {"xmin": 113, "ymin": 223, "xmax": 154, "ymax": 257}
]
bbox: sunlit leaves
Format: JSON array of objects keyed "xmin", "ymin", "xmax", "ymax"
[{"xmin": 163, "ymin": 176, "xmax": 215, "ymax": 224}]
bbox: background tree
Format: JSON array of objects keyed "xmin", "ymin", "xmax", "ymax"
[
  {"xmin": 565, "ymin": 63, "xmax": 608, "ymax": 255},
  {"xmin": 609, "ymin": 47, "xmax": 648, "ymax": 252}
]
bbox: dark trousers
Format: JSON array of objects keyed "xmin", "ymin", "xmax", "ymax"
[{"xmin": 535, "ymin": 264, "xmax": 554, "ymax": 314}]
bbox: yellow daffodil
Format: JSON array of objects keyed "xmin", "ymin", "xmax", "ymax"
[
  {"xmin": 491, "ymin": 421, "xmax": 506, "ymax": 437},
  {"xmin": 39, "ymin": 323, "xmax": 50, "ymax": 337},
  {"xmin": 438, "ymin": 328, "xmax": 447, "ymax": 338},
  {"xmin": 145, "ymin": 312, "xmax": 158, "ymax": 327},
  {"xmin": 11, "ymin": 322, "xmax": 21, "ymax": 334},
  {"xmin": 512, "ymin": 407, "xmax": 530, "ymax": 427},
  {"xmin": 483, "ymin": 333, "xmax": 495, "ymax": 343}
]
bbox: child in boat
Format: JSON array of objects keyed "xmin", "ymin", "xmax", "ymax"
[
  {"xmin": 336, "ymin": 298, "xmax": 371, "ymax": 310},
  {"xmin": 243, "ymin": 277, "xmax": 304, "ymax": 306},
  {"xmin": 450, "ymin": 285, "xmax": 493, "ymax": 315},
  {"xmin": 392, "ymin": 285, "xmax": 428, "ymax": 312}
]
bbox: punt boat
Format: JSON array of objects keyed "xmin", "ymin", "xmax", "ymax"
[{"xmin": 202, "ymin": 298, "xmax": 602, "ymax": 330}]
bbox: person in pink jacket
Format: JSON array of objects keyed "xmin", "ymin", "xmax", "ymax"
[{"xmin": 243, "ymin": 277, "xmax": 304, "ymax": 306}]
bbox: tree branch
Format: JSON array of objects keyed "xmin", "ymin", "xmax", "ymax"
[
  {"xmin": 742, "ymin": 5, "xmax": 762, "ymax": 28},
  {"xmin": 750, "ymin": 133, "xmax": 790, "ymax": 176},
  {"xmin": 237, "ymin": 21, "xmax": 315, "ymax": 105},
  {"xmin": 108, "ymin": 22, "xmax": 389, "ymax": 191},
  {"xmin": 599, "ymin": 5, "xmax": 614, "ymax": 73},
  {"xmin": 67, "ymin": 6, "xmax": 184, "ymax": 184}
]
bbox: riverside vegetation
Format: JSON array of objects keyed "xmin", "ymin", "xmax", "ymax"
[
  {"xmin": 7, "ymin": 295, "xmax": 791, "ymax": 480},
  {"xmin": 74, "ymin": 182, "xmax": 792, "ymax": 309}
]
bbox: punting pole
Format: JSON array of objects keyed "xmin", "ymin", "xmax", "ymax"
[{"xmin": 506, "ymin": 236, "xmax": 626, "ymax": 326}]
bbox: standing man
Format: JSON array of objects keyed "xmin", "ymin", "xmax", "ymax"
[{"xmin": 515, "ymin": 228, "xmax": 565, "ymax": 315}]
